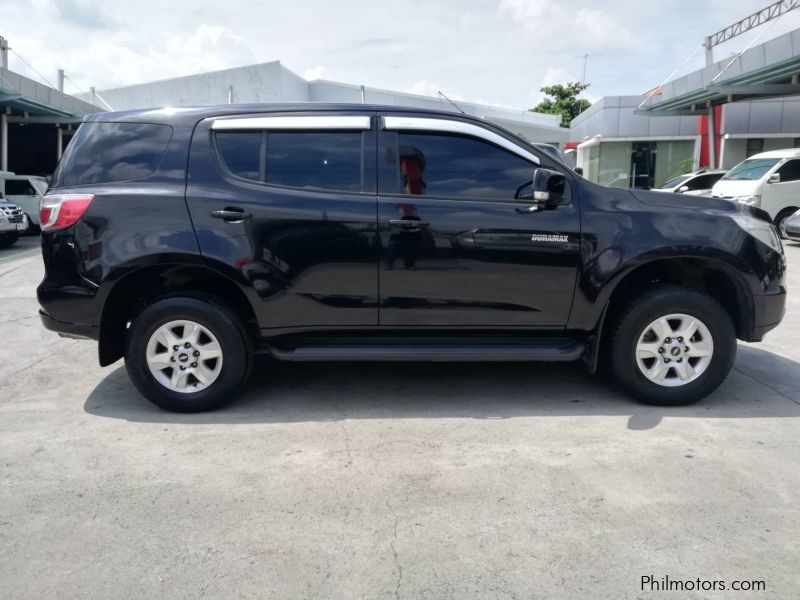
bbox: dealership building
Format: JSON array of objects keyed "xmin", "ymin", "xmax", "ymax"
[{"xmin": 570, "ymin": 26, "xmax": 800, "ymax": 188}]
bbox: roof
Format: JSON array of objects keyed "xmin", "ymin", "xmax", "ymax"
[
  {"xmin": 637, "ymin": 29, "xmax": 800, "ymax": 117},
  {"xmin": 0, "ymin": 67, "xmax": 101, "ymax": 121},
  {"xmin": 750, "ymin": 148, "xmax": 800, "ymax": 159},
  {"xmin": 83, "ymin": 102, "xmax": 544, "ymax": 130}
]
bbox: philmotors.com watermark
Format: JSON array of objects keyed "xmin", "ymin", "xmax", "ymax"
[{"xmin": 641, "ymin": 575, "xmax": 766, "ymax": 592}]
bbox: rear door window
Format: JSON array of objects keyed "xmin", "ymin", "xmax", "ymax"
[
  {"xmin": 53, "ymin": 122, "xmax": 173, "ymax": 187},
  {"xmin": 215, "ymin": 130, "xmax": 363, "ymax": 192}
]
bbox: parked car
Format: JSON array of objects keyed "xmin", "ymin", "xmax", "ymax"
[
  {"xmin": 711, "ymin": 149, "xmax": 800, "ymax": 235},
  {"xmin": 0, "ymin": 197, "xmax": 27, "ymax": 247},
  {"xmin": 655, "ymin": 170, "xmax": 726, "ymax": 196},
  {"xmin": 0, "ymin": 171, "xmax": 48, "ymax": 230},
  {"xmin": 37, "ymin": 105, "xmax": 786, "ymax": 412},
  {"xmin": 781, "ymin": 208, "xmax": 800, "ymax": 242}
]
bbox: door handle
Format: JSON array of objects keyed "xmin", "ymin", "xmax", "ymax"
[
  {"xmin": 515, "ymin": 205, "xmax": 543, "ymax": 214},
  {"xmin": 389, "ymin": 219, "xmax": 429, "ymax": 228},
  {"xmin": 211, "ymin": 208, "xmax": 252, "ymax": 222}
]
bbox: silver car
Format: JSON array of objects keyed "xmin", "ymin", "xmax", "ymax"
[{"xmin": 781, "ymin": 208, "xmax": 800, "ymax": 242}]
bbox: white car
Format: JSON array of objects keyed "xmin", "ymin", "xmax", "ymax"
[
  {"xmin": 711, "ymin": 149, "xmax": 800, "ymax": 234},
  {"xmin": 654, "ymin": 170, "xmax": 727, "ymax": 196},
  {"xmin": 0, "ymin": 172, "xmax": 48, "ymax": 228}
]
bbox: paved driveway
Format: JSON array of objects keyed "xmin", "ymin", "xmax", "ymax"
[{"xmin": 1, "ymin": 238, "xmax": 798, "ymax": 599}]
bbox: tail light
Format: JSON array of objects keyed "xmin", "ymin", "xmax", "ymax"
[{"xmin": 40, "ymin": 193, "xmax": 95, "ymax": 231}]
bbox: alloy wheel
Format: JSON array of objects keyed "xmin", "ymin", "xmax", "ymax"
[
  {"xmin": 635, "ymin": 313, "xmax": 714, "ymax": 387},
  {"xmin": 145, "ymin": 319, "xmax": 224, "ymax": 393}
]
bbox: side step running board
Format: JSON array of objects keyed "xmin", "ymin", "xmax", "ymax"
[{"xmin": 269, "ymin": 342, "xmax": 585, "ymax": 362}]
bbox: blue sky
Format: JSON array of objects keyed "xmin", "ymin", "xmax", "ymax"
[{"xmin": 2, "ymin": 0, "xmax": 799, "ymax": 108}]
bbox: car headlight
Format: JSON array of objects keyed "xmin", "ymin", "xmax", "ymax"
[
  {"xmin": 731, "ymin": 215, "xmax": 782, "ymax": 252},
  {"xmin": 734, "ymin": 195, "xmax": 761, "ymax": 206}
]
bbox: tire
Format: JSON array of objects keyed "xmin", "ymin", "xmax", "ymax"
[
  {"xmin": 124, "ymin": 296, "xmax": 252, "ymax": 412},
  {"xmin": 0, "ymin": 231, "xmax": 19, "ymax": 248},
  {"xmin": 609, "ymin": 285, "xmax": 736, "ymax": 406},
  {"xmin": 775, "ymin": 208, "xmax": 798, "ymax": 239},
  {"xmin": 24, "ymin": 215, "xmax": 40, "ymax": 236}
]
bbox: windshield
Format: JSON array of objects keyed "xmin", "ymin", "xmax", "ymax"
[
  {"xmin": 723, "ymin": 158, "xmax": 780, "ymax": 181},
  {"xmin": 31, "ymin": 178, "xmax": 48, "ymax": 194},
  {"xmin": 659, "ymin": 175, "xmax": 691, "ymax": 189}
]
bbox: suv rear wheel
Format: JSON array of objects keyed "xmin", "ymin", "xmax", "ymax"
[
  {"xmin": 125, "ymin": 296, "xmax": 252, "ymax": 412},
  {"xmin": 610, "ymin": 286, "xmax": 736, "ymax": 405}
]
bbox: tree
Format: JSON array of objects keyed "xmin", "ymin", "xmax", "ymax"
[{"xmin": 530, "ymin": 82, "xmax": 591, "ymax": 128}]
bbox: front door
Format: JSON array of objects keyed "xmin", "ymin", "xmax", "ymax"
[
  {"xmin": 377, "ymin": 116, "xmax": 580, "ymax": 327},
  {"xmin": 185, "ymin": 113, "xmax": 379, "ymax": 330},
  {"xmin": 762, "ymin": 158, "xmax": 800, "ymax": 219}
]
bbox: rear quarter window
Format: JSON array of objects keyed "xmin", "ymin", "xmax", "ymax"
[{"xmin": 53, "ymin": 122, "xmax": 173, "ymax": 187}]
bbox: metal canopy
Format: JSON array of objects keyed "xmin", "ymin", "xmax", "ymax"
[
  {"xmin": 636, "ymin": 52, "xmax": 800, "ymax": 117},
  {"xmin": 0, "ymin": 67, "xmax": 100, "ymax": 121}
]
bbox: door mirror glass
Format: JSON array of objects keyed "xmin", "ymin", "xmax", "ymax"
[
  {"xmin": 677, "ymin": 185, "xmax": 689, "ymax": 193},
  {"xmin": 528, "ymin": 168, "xmax": 566, "ymax": 204},
  {"xmin": 768, "ymin": 173, "xmax": 780, "ymax": 184}
]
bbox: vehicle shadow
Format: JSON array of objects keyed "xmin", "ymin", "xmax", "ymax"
[{"xmin": 84, "ymin": 344, "xmax": 800, "ymax": 430}]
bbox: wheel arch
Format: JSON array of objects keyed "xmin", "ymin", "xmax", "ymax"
[
  {"xmin": 98, "ymin": 264, "xmax": 258, "ymax": 366},
  {"xmin": 586, "ymin": 256, "xmax": 753, "ymax": 373}
]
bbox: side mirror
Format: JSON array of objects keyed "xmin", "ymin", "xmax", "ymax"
[
  {"xmin": 677, "ymin": 185, "xmax": 689, "ymax": 193},
  {"xmin": 768, "ymin": 173, "xmax": 780, "ymax": 184},
  {"xmin": 574, "ymin": 167, "xmax": 584, "ymax": 176},
  {"xmin": 531, "ymin": 168, "xmax": 566, "ymax": 204}
]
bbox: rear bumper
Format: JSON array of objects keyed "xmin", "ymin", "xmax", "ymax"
[
  {"xmin": 749, "ymin": 287, "xmax": 787, "ymax": 341},
  {"xmin": 39, "ymin": 309, "xmax": 99, "ymax": 340}
]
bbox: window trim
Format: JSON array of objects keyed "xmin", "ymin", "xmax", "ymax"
[
  {"xmin": 382, "ymin": 116, "xmax": 540, "ymax": 166},
  {"xmin": 211, "ymin": 115, "xmax": 371, "ymax": 131}
]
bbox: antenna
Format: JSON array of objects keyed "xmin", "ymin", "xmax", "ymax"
[
  {"xmin": 577, "ymin": 54, "xmax": 589, "ymax": 116},
  {"xmin": 438, "ymin": 90, "xmax": 466, "ymax": 114}
]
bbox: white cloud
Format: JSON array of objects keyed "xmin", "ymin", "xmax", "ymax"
[
  {"xmin": 540, "ymin": 67, "xmax": 576, "ymax": 87},
  {"xmin": 303, "ymin": 65, "xmax": 326, "ymax": 80},
  {"xmin": 497, "ymin": 0, "xmax": 638, "ymax": 51},
  {"xmin": 7, "ymin": 22, "xmax": 256, "ymax": 91},
  {"xmin": 2, "ymin": 0, "xmax": 795, "ymax": 111}
]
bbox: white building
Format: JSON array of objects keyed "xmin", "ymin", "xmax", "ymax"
[{"xmin": 79, "ymin": 60, "xmax": 569, "ymax": 146}]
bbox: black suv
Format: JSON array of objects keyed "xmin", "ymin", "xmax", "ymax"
[{"xmin": 37, "ymin": 105, "xmax": 787, "ymax": 412}]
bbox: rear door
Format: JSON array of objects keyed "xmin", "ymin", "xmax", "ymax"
[
  {"xmin": 185, "ymin": 113, "xmax": 379, "ymax": 329},
  {"xmin": 376, "ymin": 115, "xmax": 580, "ymax": 327}
]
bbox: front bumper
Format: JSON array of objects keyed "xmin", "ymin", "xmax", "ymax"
[
  {"xmin": 0, "ymin": 219, "xmax": 27, "ymax": 233},
  {"xmin": 749, "ymin": 287, "xmax": 787, "ymax": 341}
]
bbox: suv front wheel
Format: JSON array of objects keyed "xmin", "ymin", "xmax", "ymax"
[
  {"xmin": 610, "ymin": 286, "xmax": 736, "ymax": 405},
  {"xmin": 125, "ymin": 296, "xmax": 252, "ymax": 412}
]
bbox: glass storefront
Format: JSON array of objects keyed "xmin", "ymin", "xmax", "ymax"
[{"xmin": 583, "ymin": 139, "xmax": 697, "ymax": 189}]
